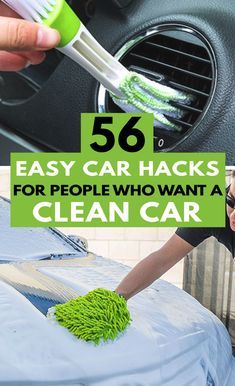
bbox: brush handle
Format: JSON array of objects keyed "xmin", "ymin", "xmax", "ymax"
[
  {"xmin": 58, "ymin": 23, "xmax": 128, "ymax": 97},
  {"xmin": 44, "ymin": 0, "xmax": 81, "ymax": 48},
  {"xmin": 2, "ymin": 0, "xmax": 128, "ymax": 97},
  {"xmin": 48, "ymin": 0, "xmax": 128, "ymax": 96}
]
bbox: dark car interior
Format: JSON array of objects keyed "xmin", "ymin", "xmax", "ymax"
[{"xmin": 0, "ymin": 0, "xmax": 234, "ymax": 164}]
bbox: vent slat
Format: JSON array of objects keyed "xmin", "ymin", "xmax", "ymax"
[
  {"xmin": 169, "ymin": 118, "xmax": 193, "ymax": 128},
  {"xmin": 145, "ymin": 41, "xmax": 211, "ymax": 64},
  {"xmin": 149, "ymin": 34, "xmax": 209, "ymax": 59},
  {"xmin": 168, "ymin": 81, "xmax": 210, "ymax": 98},
  {"xmin": 130, "ymin": 53, "xmax": 213, "ymax": 81},
  {"xmin": 173, "ymin": 103, "xmax": 203, "ymax": 114}
]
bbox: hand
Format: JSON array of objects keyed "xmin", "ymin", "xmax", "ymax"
[
  {"xmin": 115, "ymin": 234, "xmax": 194, "ymax": 300},
  {"xmin": 0, "ymin": 2, "xmax": 60, "ymax": 71}
]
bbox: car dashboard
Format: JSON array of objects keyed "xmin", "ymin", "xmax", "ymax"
[{"xmin": 0, "ymin": 0, "xmax": 234, "ymax": 164}]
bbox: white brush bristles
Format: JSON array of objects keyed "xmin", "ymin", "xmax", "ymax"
[{"xmin": 2, "ymin": 0, "xmax": 57, "ymax": 23}]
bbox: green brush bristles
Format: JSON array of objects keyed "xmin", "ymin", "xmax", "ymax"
[
  {"xmin": 51, "ymin": 288, "xmax": 131, "ymax": 345},
  {"xmin": 112, "ymin": 72, "xmax": 194, "ymax": 132},
  {"xmin": 120, "ymin": 72, "xmax": 188, "ymax": 107}
]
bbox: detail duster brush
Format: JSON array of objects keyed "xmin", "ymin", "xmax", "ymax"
[{"xmin": 3, "ymin": 0, "xmax": 193, "ymax": 131}]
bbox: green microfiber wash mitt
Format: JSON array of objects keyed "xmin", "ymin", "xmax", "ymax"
[{"xmin": 48, "ymin": 288, "xmax": 131, "ymax": 345}]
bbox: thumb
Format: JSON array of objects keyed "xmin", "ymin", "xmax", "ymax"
[{"xmin": 0, "ymin": 17, "xmax": 60, "ymax": 51}]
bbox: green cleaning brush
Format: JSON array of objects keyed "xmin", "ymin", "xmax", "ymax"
[
  {"xmin": 3, "ymin": 0, "xmax": 193, "ymax": 131},
  {"xmin": 113, "ymin": 71, "xmax": 192, "ymax": 131},
  {"xmin": 47, "ymin": 288, "xmax": 131, "ymax": 345}
]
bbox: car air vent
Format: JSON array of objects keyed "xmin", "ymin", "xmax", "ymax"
[{"xmin": 97, "ymin": 26, "xmax": 216, "ymax": 151}]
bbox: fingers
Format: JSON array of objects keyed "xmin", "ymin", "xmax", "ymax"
[
  {"xmin": 17, "ymin": 51, "xmax": 46, "ymax": 65},
  {"xmin": 0, "ymin": 51, "xmax": 46, "ymax": 71},
  {"xmin": 0, "ymin": 51, "xmax": 30, "ymax": 71},
  {"xmin": 0, "ymin": 16, "xmax": 60, "ymax": 51}
]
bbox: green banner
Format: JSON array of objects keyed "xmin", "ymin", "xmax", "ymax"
[{"xmin": 10, "ymin": 113, "xmax": 225, "ymax": 227}]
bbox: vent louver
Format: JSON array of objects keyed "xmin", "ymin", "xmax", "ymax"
[{"xmin": 98, "ymin": 26, "xmax": 216, "ymax": 151}]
